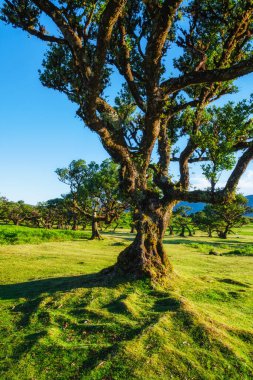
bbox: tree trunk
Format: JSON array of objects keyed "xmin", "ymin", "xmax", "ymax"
[
  {"xmin": 168, "ymin": 226, "xmax": 174, "ymax": 235},
  {"xmin": 113, "ymin": 222, "xmax": 119, "ymax": 232},
  {"xmin": 219, "ymin": 231, "xmax": 228, "ymax": 239},
  {"xmin": 187, "ymin": 226, "xmax": 193, "ymax": 236},
  {"xmin": 179, "ymin": 226, "xmax": 185, "ymax": 237},
  {"xmin": 218, "ymin": 225, "xmax": 230, "ymax": 239},
  {"xmin": 110, "ymin": 203, "xmax": 175, "ymax": 280},
  {"xmin": 72, "ymin": 214, "xmax": 78, "ymax": 231},
  {"xmin": 130, "ymin": 224, "xmax": 136, "ymax": 233},
  {"xmin": 90, "ymin": 212, "xmax": 102, "ymax": 240}
]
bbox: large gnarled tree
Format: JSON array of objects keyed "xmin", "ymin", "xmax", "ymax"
[{"xmin": 1, "ymin": 0, "xmax": 253, "ymax": 280}]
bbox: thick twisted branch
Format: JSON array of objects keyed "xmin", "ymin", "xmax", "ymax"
[{"xmin": 161, "ymin": 57, "xmax": 253, "ymax": 95}]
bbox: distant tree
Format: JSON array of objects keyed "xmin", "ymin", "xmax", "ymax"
[
  {"xmin": 44, "ymin": 198, "xmax": 71, "ymax": 229},
  {"xmin": 56, "ymin": 160, "xmax": 90, "ymax": 230},
  {"xmin": 118, "ymin": 211, "xmax": 132, "ymax": 231},
  {"xmin": 88, "ymin": 159, "xmax": 127, "ymax": 238},
  {"xmin": 193, "ymin": 101, "xmax": 253, "ymax": 193},
  {"xmin": 167, "ymin": 224, "xmax": 175, "ymax": 236},
  {"xmin": 195, "ymin": 195, "xmax": 252, "ymax": 239},
  {"xmin": 25, "ymin": 206, "xmax": 41, "ymax": 228},
  {"xmin": 3, "ymin": 200, "xmax": 33, "ymax": 226},
  {"xmin": 56, "ymin": 159, "xmax": 126, "ymax": 239},
  {"xmin": 192, "ymin": 210, "xmax": 217, "ymax": 238},
  {"xmin": 61, "ymin": 194, "xmax": 88, "ymax": 230},
  {"xmin": 101, "ymin": 211, "xmax": 131, "ymax": 232},
  {"xmin": 2, "ymin": 1, "xmax": 253, "ymax": 279},
  {"xmin": 0, "ymin": 197, "xmax": 8, "ymax": 223},
  {"xmin": 173, "ymin": 206, "xmax": 194, "ymax": 237},
  {"xmin": 36, "ymin": 201, "xmax": 58, "ymax": 229}
]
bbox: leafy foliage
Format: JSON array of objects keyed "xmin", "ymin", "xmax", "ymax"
[
  {"xmin": 56, "ymin": 159, "xmax": 126, "ymax": 237},
  {"xmin": 171, "ymin": 206, "xmax": 194, "ymax": 237}
]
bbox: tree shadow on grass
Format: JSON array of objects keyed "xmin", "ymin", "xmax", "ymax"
[
  {"xmin": 12, "ymin": 331, "xmax": 47, "ymax": 361},
  {"xmin": 0, "ymin": 268, "xmax": 187, "ymax": 378},
  {"xmin": 104, "ymin": 231, "xmax": 253, "ymax": 247},
  {"xmin": 60, "ymin": 291, "xmax": 182, "ymax": 376},
  {"xmin": 0, "ymin": 270, "xmax": 149, "ymax": 371},
  {"xmin": 0, "ymin": 271, "xmax": 128, "ymax": 301}
]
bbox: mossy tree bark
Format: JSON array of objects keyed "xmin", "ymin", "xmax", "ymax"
[{"xmin": 113, "ymin": 200, "xmax": 175, "ymax": 280}]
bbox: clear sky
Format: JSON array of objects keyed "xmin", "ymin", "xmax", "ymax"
[{"xmin": 0, "ymin": 22, "xmax": 253, "ymax": 204}]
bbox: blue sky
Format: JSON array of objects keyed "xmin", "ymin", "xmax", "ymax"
[
  {"xmin": 0, "ymin": 24, "xmax": 110, "ymax": 203},
  {"xmin": 0, "ymin": 22, "xmax": 253, "ymax": 204}
]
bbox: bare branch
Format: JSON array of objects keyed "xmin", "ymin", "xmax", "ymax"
[
  {"xmin": 157, "ymin": 118, "xmax": 171, "ymax": 176},
  {"xmin": 145, "ymin": 0, "xmax": 183, "ymax": 83},
  {"xmin": 233, "ymin": 140, "xmax": 253, "ymax": 151},
  {"xmin": 89, "ymin": 0, "xmax": 126, "ymax": 99},
  {"xmin": 83, "ymin": 4, "xmax": 96, "ymax": 37},
  {"xmin": 115, "ymin": 19, "xmax": 146, "ymax": 111},
  {"xmin": 169, "ymin": 100, "xmax": 199, "ymax": 115},
  {"xmin": 171, "ymin": 156, "xmax": 209, "ymax": 163},
  {"xmin": 169, "ymin": 189, "xmax": 222, "ymax": 204},
  {"xmin": 32, "ymin": 0, "xmax": 83, "ymax": 49},
  {"xmin": 25, "ymin": 26, "xmax": 66, "ymax": 44},
  {"xmin": 161, "ymin": 57, "xmax": 253, "ymax": 95}
]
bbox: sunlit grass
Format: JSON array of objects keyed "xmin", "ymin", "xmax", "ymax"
[
  {"xmin": 0, "ymin": 225, "xmax": 252, "ymax": 379},
  {"xmin": 0, "ymin": 225, "xmax": 90, "ymax": 245}
]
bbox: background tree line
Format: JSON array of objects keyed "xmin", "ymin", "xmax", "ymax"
[
  {"xmin": 1, "ymin": 161, "xmax": 252, "ymax": 241},
  {"xmin": 0, "ymin": 159, "xmax": 130, "ymax": 239},
  {"xmin": 169, "ymin": 194, "xmax": 252, "ymax": 239}
]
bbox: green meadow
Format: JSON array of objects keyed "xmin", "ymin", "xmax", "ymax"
[
  {"xmin": 0, "ymin": 225, "xmax": 90, "ymax": 245},
  {"xmin": 0, "ymin": 224, "xmax": 252, "ymax": 379}
]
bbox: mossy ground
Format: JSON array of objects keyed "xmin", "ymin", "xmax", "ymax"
[{"xmin": 0, "ymin": 224, "xmax": 252, "ymax": 379}]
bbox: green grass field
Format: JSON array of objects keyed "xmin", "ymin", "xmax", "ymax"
[
  {"xmin": 0, "ymin": 224, "xmax": 252, "ymax": 379},
  {"xmin": 0, "ymin": 225, "xmax": 89, "ymax": 245}
]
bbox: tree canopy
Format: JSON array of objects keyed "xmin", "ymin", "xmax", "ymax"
[
  {"xmin": 56, "ymin": 159, "xmax": 126, "ymax": 238},
  {"xmin": 172, "ymin": 206, "xmax": 194, "ymax": 237}
]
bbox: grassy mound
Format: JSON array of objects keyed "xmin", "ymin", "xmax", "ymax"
[
  {"xmin": 0, "ymin": 225, "xmax": 89, "ymax": 245},
  {"xmin": 0, "ymin": 228, "xmax": 252, "ymax": 379}
]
